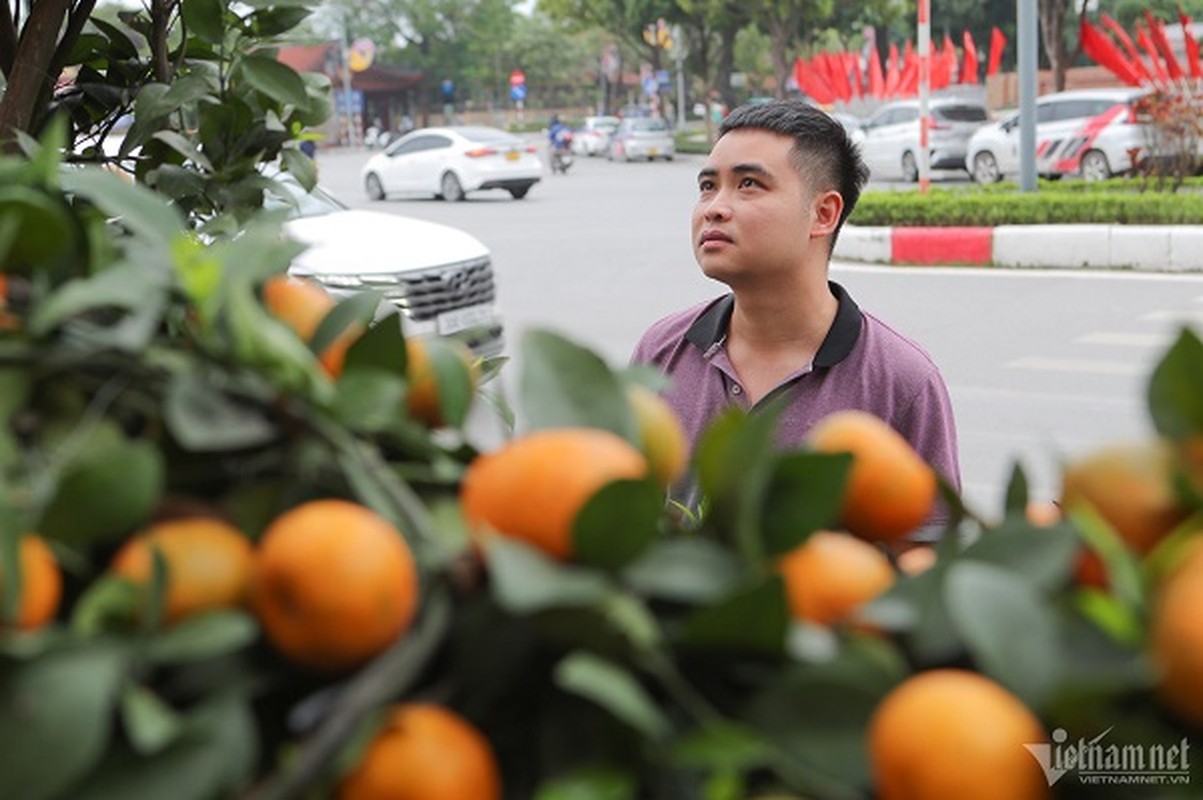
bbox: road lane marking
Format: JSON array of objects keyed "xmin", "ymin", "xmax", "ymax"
[
  {"xmin": 1005, "ymin": 357, "xmax": 1146, "ymax": 376},
  {"xmin": 1076, "ymin": 332, "xmax": 1169, "ymax": 347}
]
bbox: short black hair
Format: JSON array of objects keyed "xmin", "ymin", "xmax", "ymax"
[{"xmin": 718, "ymin": 101, "xmax": 869, "ymax": 249}]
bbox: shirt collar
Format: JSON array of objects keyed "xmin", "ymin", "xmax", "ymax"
[{"xmin": 684, "ymin": 281, "xmax": 862, "ymax": 368}]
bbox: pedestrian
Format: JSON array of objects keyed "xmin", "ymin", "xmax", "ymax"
[{"xmin": 630, "ymin": 100, "xmax": 960, "ymax": 536}]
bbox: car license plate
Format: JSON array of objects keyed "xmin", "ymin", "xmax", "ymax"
[
  {"xmin": 648, "ymin": 148, "xmax": 659, "ymax": 156},
  {"xmin": 505, "ymin": 150, "xmax": 519, "ymax": 161},
  {"xmin": 436, "ymin": 303, "xmax": 493, "ymax": 335}
]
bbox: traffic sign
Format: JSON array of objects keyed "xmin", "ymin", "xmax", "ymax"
[
  {"xmin": 510, "ymin": 84, "xmax": 527, "ymax": 102},
  {"xmin": 509, "ymin": 70, "xmax": 526, "ymax": 87},
  {"xmin": 348, "ymin": 38, "xmax": 375, "ymax": 72}
]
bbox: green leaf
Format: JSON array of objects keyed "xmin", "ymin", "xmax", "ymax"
[
  {"xmin": 71, "ymin": 575, "xmax": 142, "ymax": 634},
  {"xmin": 330, "ymin": 370, "xmax": 406, "ymax": 432},
  {"xmin": 1148, "ymin": 328, "xmax": 1203, "ymax": 439},
  {"xmin": 59, "ymin": 167, "xmax": 184, "ymax": 247},
  {"xmin": 759, "ymin": 452, "xmax": 851, "ymax": 556},
  {"xmin": 0, "ymin": 186, "xmax": 76, "ymax": 267},
  {"xmin": 621, "ymin": 538, "xmax": 744, "ymax": 604},
  {"xmin": 671, "ymin": 722, "xmax": 774, "ymax": 773},
  {"xmin": 29, "ymin": 262, "xmax": 170, "ymax": 336},
  {"xmin": 143, "ymin": 610, "xmax": 258, "ymax": 664},
  {"xmin": 181, "ymin": 0, "xmax": 225, "ymax": 43},
  {"xmin": 418, "ymin": 335, "xmax": 477, "ymax": 428},
  {"xmin": 960, "ymin": 520, "xmax": 1079, "ymax": 592},
  {"xmin": 746, "ymin": 642, "xmax": 901, "ymax": 799},
  {"xmin": 164, "ymin": 371, "xmax": 277, "ymax": 451},
  {"xmin": 573, "ymin": 479, "xmax": 664, "ymax": 570},
  {"xmin": 121, "ymin": 684, "xmax": 184, "ymax": 755},
  {"xmin": 238, "ymin": 54, "xmax": 310, "ymax": 108},
  {"xmin": 554, "ymin": 651, "xmax": 670, "ymax": 741},
  {"xmin": 310, "ymin": 289, "xmax": 381, "ymax": 358},
  {"xmin": 682, "ymin": 576, "xmax": 788, "ymax": 655},
  {"xmin": 1003, "ymin": 462, "xmax": 1030, "ymax": 517},
  {"xmin": 486, "ymin": 537, "xmax": 614, "ymax": 614},
  {"xmin": 519, "ymin": 329, "xmax": 636, "ymax": 440},
  {"xmin": 945, "ymin": 561, "xmax": 1062, "ymax": 708},
  {"xmin": 39, "ymin": 435, "xmax": 163, "ymax": 547},
  {"xmin": 150, "ymin": 130, "xmax": 214, "ymax": 172},
  {"xmin": 279, "ymin": 146, "xmax": 317, "ymax": 191},
  {"xmin": 534, "ymin": 766, "xmax": 638, "ymax": 800},
  {"xmin": 71, "ymin": 692, "xmax": 258, "ymax": 800},
  {"xmin": 344, "ymin": 312, "xmax": 408, "ymax": 375},
  {"xmin": 0, "ymin": 642, "xmax": 128, "ymax": 800}
]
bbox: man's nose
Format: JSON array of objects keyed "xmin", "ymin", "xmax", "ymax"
[{"xmin": 700, "ymin": 190, "xmax": 731, "ymax": 220}]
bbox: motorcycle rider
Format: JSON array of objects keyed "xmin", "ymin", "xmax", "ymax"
[{"xmin": 548, "ymin": 114, "xmax": 573, "ymax": 173}]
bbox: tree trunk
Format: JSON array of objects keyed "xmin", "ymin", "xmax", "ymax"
[
  {"xmin": 0, "ymin": 0, "xmax": 72, "ymax": 150},
  {"xmin": 1038, "ymin": 0, "xmax": 1070, "ymax": 91}
]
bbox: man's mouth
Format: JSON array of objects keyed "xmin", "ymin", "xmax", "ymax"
[{"xmin": 699, "ymin": 230, "xmax": 733, "ymax": 248}]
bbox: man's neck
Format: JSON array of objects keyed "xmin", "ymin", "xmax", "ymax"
[{"xmin": 724, "ymin": 278, "xmax": 838, "ymax": 404}]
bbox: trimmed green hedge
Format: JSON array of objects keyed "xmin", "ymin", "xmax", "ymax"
[{"xmin": 851, "ymin": 182, "xmax": 1203, "ymax": 226}]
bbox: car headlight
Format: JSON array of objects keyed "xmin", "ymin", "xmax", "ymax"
[{"xmin": 308, "ymin": 274, "xmax": 365, "ymax": 288}]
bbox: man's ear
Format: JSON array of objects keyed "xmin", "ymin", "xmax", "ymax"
[{"xmin": 810, "ymin": 190, "xmax": 844, "ymax": 239}]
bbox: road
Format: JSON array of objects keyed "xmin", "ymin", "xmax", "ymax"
[{"xmin": 314, "ymin": 142, "xmax": 1203, "ymax": 517}]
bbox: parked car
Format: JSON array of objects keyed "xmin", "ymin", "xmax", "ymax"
[
  {"xmin": 360, "ymin": 126, "xmax": 541, "ymax": 202},
  {"xmin": 965, "ymin": 88, "xmax": 1151, "ymax": 183},
  {"xmin": 572, "ymin": 115, "xmax": 620, "ymax": 157},
  {"xmin": 267, "ymin": 171, "xmax": 505, "ymax": 357},
  {"xmin": 607, "ymin": 117, "xmax": 675, "ymax": 162},
  {"xmin": 859, "ymin": 98, "xmax": 989, "ymax": 182}
]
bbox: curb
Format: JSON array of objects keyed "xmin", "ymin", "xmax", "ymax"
[{"xmin": 835, "ymin": 225, "xmax": 1203, "ymax": 272}]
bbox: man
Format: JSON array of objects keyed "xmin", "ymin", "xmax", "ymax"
[{"xmin": 630, "ymin": 100, "xmax": 960, "ymax": 528}]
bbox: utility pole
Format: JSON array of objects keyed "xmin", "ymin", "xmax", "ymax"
[
  {"xmin": 1018, "ymin": 0, "xmax": 1039, "ymax": 191},
  {"xmin": 917, "ymin": 0, "xmax": 931, "ymax": 192}
]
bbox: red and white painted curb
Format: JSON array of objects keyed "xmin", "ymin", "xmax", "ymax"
[{"xmin": 835, "ymin": 225, "xmax": 1203, "ymax": 271}]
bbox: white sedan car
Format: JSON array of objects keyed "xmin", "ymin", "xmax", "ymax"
[
  {"xmin": 360, "ymin": 126, "xmax": 542, "ymax": 202},
  {"xmin": 965, "ymin": 88, "xmax": 1149, "ymax": 183},
  {"xmin": 268, "ymin": 172, "xmax": 505, "ymax": 356}
]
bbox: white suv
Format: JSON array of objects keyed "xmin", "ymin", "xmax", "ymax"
[
  {"xmin": 859, "ymin": 98, "xmax": 989, "ymax": 182},
  {"xmin": 965, "ymin": 88, "xmax": 1148, "ymax": 183}
]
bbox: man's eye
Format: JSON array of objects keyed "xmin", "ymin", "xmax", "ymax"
[
  {"xmin": 698, "ymin": 181, "xmax": 715, "ymax": 192},
  {"xmin": 739, "ymin": 177, "xmax": 759, "ymax": 188}
]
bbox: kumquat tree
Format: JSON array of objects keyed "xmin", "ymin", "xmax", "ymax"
[
  {"xmin": 3, "ymin": 3, "xmax": 1203, "ymax": 796},
  {"xmin": 3, "ymin": 131, "xmax": 1203, "ymax": 799}
]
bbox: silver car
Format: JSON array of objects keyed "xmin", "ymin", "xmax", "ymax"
[
  {"xmin": 607, "ymin": 117, "xmax": 676, "ymax": 162},
  {"xmin": 859, "ymin": 98, "xmax": 989, "ymax": 182}
]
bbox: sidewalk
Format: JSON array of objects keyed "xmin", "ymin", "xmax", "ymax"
[{"xmin": 834, "ymin": 224, "xmax": 1203, "ymax": 271}]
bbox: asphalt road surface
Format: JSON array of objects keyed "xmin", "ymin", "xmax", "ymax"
[{"xmin": 313, "ymin": 141, "xmax": 1203, "ymax": 516}]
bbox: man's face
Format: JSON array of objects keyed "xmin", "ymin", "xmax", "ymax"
[{"xmin": 692, "ymin": 128, "xmax": 821, "ymax": 286}]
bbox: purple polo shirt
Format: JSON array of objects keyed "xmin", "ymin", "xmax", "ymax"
[{"xmin": 631, "ymin": 282, "xmax": 961, "ymax": 524}]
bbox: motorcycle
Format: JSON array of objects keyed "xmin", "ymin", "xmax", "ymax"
[{"xmin": 551, "ymin": 129, "xmax": 574, "ymax": 174}]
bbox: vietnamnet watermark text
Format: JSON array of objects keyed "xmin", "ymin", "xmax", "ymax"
[{"xmin": 1024, "ymin": 727, "xmax": 1192, "ymax": 787}]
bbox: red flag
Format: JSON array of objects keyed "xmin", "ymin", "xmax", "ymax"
[
  {"xmin": 962, "ymin": 30, "xmax": 980, "ymax": 84},
  {"xmin": 1182, "ymin": 11, "xmax": 1202, "ymax": 79},
  {"xmin": 931, "ymin": 38, "xmax": 952, "ymax": 88},
  {"xmin": 845, "ymin": 52, "xmax": 863, "ymax": 98},
  {"xmin": 825, "ymin": 52, "xmax": 853, "ymax": 102},
  {"xmin": 1137, "ymin": 22, "xmax": 1171, "ymax": 83},
  {"xmin": 943, "ymin": 32, "xmax": 958, "ymax": 84},
  {"xmin": 1100, "ymin": 12, "xmax": 1155, "ymax": 84},
  {"xmin": 793, "ymin": 57, "xmax": 837, "ymax": 105},
  {"xmin": 898, "ymin": 45, "xmax": 919, "ymax": 96},
  {"xmin": 1145, "ymin": 10, "xmax": 1184, "ymax": 80},
  {"xmin": 884, "ymin": 43, "xmax": 901, "ymax": 96},
  {"xmin": 987, "ymin": 26, "xmax": 1007, "ymax": 75},
  {"xmin": 867, "ymin": 45, "xmax": 885, "ymax": 98},
  {"xmin": 1080, "ymin": 17, "xmax": 1144, "ymax": 86}
]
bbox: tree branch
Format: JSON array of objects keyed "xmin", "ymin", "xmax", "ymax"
[
  {"xmin": 0, "ymin": 0, "xmax": 17, "ymax": 77},
  {"xmin": 0, "ymin": 0, "xmax": 72, "ymax": 150}
]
